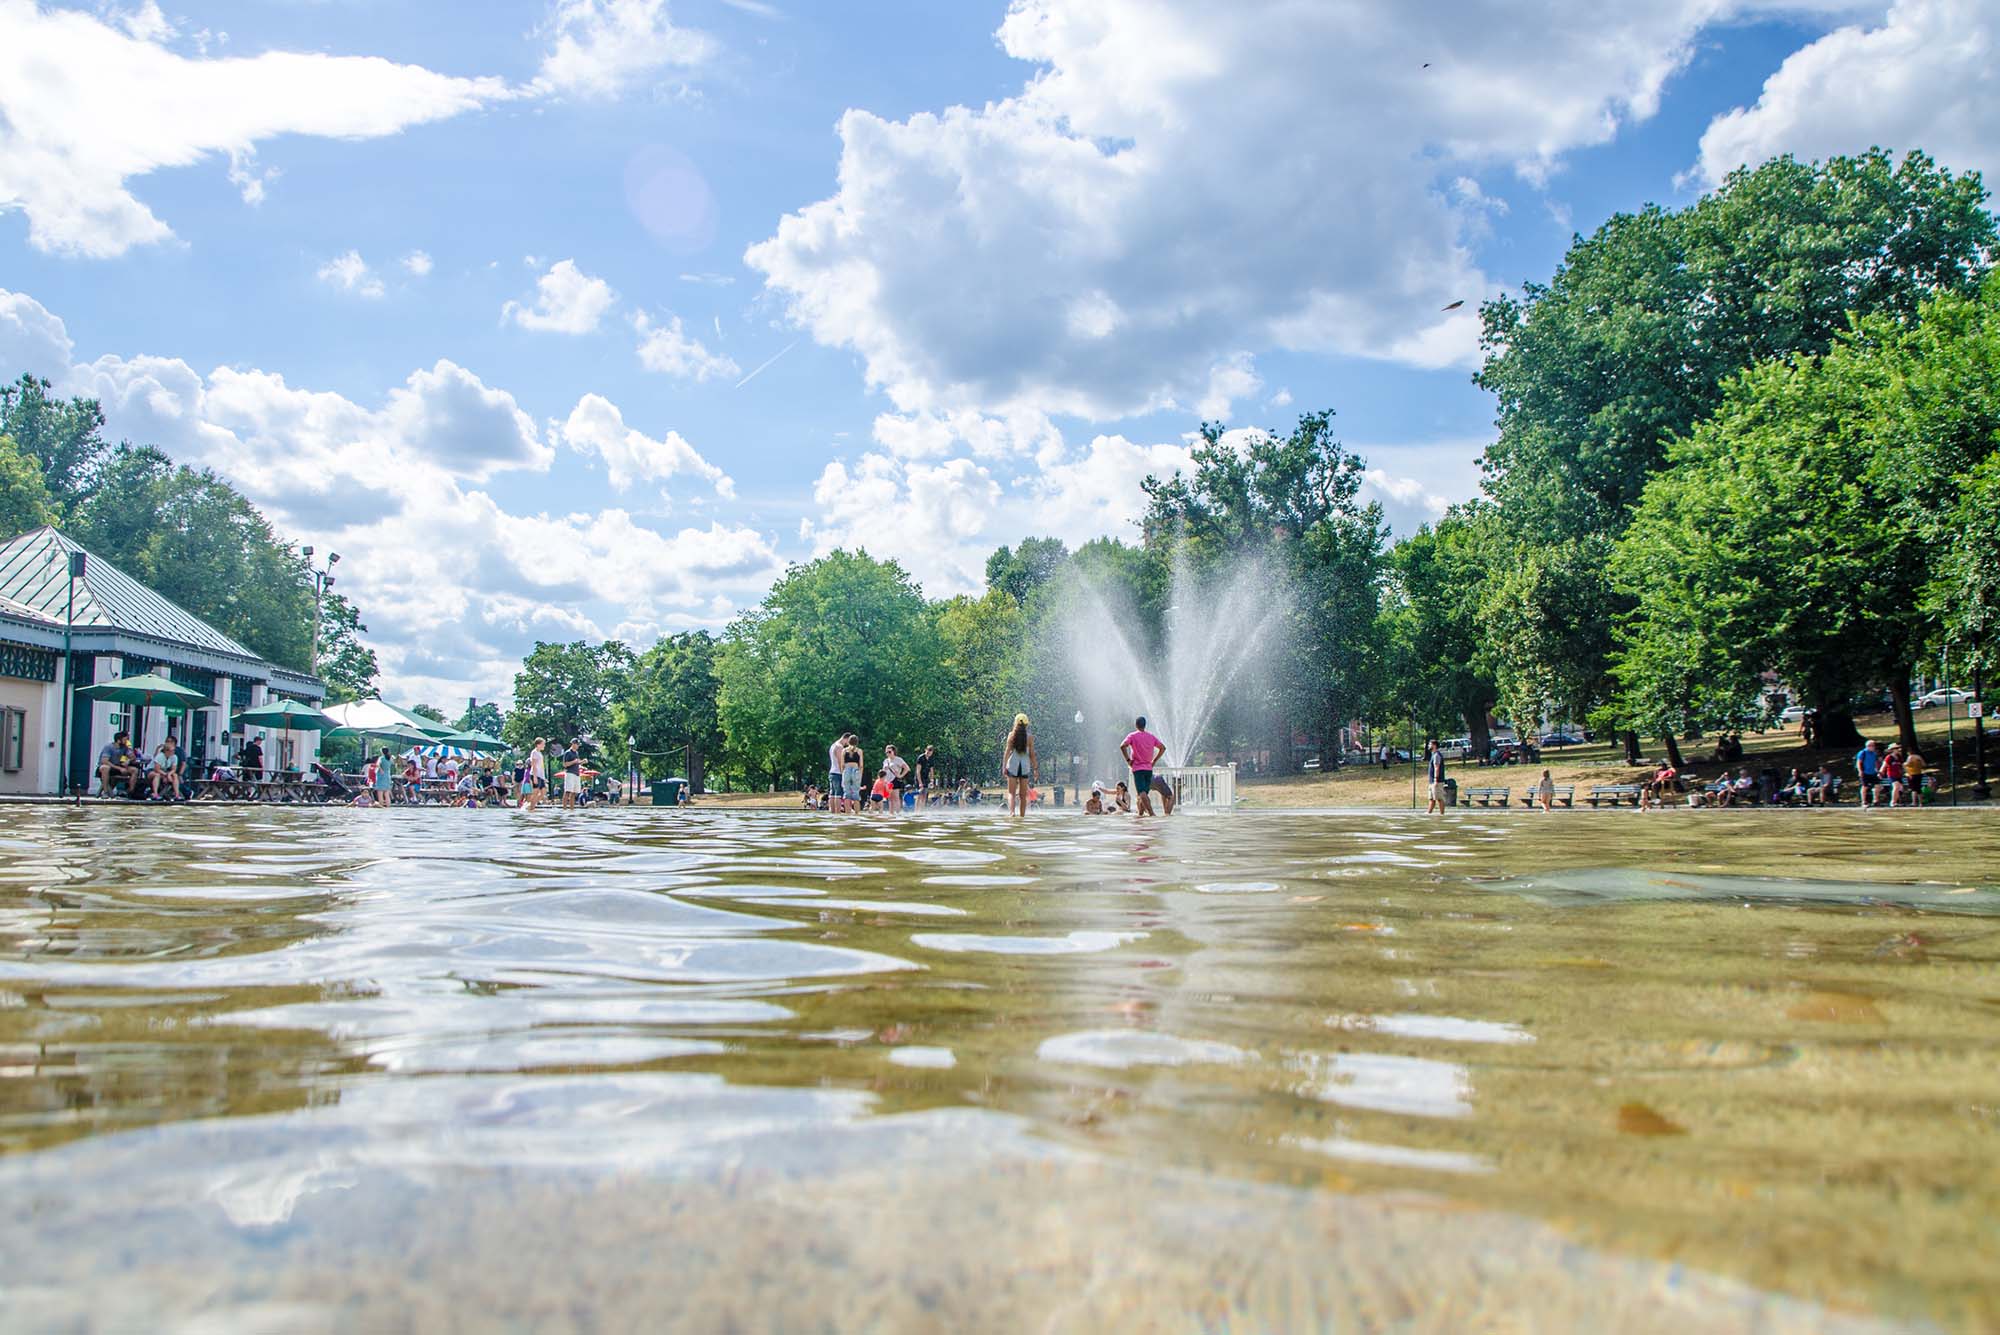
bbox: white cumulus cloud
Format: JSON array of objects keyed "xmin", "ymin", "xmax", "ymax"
[
  {"xmin": 505, "ymin": 259, "xmax": 617, "ymax": 334},
  {"xmin": 1693, "ymin": 0, "xmax": 2000, "ymax": 187},
  {"xmin": 555, "ymin": 392, "xmax": 733, "ymax": 495},
  {"xmin": 403, "ymin": 250, "xmax": 435, "ymax": 277},
  {"xmin": 317, "ymin": 250, "xmax": 385, "ymax": 299},
  {"xmin": 633, "ymin": 311, "xmax": 740, "ymax": 381},
  {"xmin": 535, "ymin": 0, "xmax": 716, "ymax": 97},
  {"xmin": 0, "ymin": 0, "xmax": 512, "ymax": 258}
]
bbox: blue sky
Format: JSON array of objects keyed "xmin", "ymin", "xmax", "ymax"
[{"xmin": 3, "ymin": 0, "xmax": 1993, "ymax": 706}]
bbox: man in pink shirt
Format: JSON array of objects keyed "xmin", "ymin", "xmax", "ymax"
[{"xmin": 1120, "ymin": 715, "xmax": 1176, "ymax": 816}]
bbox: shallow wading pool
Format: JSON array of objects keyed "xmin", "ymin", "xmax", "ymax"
[{"xmin": 0, "ymin": 806, "xmax": 1995, "ymax": 1331}]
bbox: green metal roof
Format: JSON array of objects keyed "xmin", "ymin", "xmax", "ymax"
[{"xmin": 0, "ymin": 527, "xmax": 263, "ymax": 663}]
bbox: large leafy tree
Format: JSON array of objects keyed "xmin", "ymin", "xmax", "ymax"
[
  {"xmin": 504, "ymin": 640, "xmax": 635, "ymax": 749},
  {"xmin": 1386, "ymin": 509, "xmax": 1503, "ymax": 753},
  {"xmin": 1479, "ymin": 150, "xmax": 1994, "ymax": 535},
  {"xmin": 73, "ymin": 444, "xmax": 316, "ymax": 669},
  {"xmin": 931, "ymin": 589, "xmax": 1025, "ymax": 780},
  {"xmin": 612, "ymin": 631, "xmax": 723, "ymax": 790},
  {"xmin": 984, "ymin": 536, "xmax": 1069, "ymax": 605},
  {"xmin": 0, "ymin": 376, "xmax": 108, "ymax": 517},
  {"xmin": 455, "ymin": 700, "xmax": 507, "ymax": 737},
  {"xmin": 716, "ymin": 551, "xmax": 944, "ymax": 788},
  {"xmin": 0, "ymin": 433, "xmax": 55, "ymax": 537},
  {"xmin": 1611, "ymin": 279, "xmax": 2000, "ymax": 753},
  {"xmin": 1141, "ymin": 410, "xmax": 1388, "ymax": 768}
]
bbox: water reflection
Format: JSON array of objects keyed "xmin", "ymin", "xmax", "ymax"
[{"xmin": 0, "ymin": 805, "xmax": 1994, "ymax": 1330}]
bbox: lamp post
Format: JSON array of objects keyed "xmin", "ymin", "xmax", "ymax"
[
  {"xmin": 1072, "ymin": 709, "xmax": 1084, "ymax": 807},
  {"xmin": 302, "ymin": 547, "xmax": 340, "ymax": 676},
  {"xmin": 627, "ymin": 733, "xmax": 638, "ymax": 805},
  {"xmin": 56, "ymin": 551, "xmax": 84, "ymax": 800}
]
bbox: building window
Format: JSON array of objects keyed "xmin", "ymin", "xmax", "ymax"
[{"xmin": 1, "ymin": 708, "xmax": 24, "ymax": 772}]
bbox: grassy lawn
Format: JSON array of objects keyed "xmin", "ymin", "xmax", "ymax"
[{"xmin": 1240, "ymin": 706, "xmax": 1999, "ymax": 808}]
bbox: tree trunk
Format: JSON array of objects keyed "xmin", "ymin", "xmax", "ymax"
[
  {"xmin": 1887, "ymin": 675, "xmax": 1919, "ymax": 755},
  {"xmin": 1465, "ymin": 707, "xmax": 1492, "ymax": 763},
  {"xmin": 689, "ymin": 746, "xmax": 707, "ymax": 795},
  {"xmin": 1621, "ymin": 729, "xmax": 1641, "ymax": 764},
  {"xmin": 1661, "ymin": 733, "xmax": 1685, "ymax": 771},
  {"xmin": 1817, "ymin": 707, "xmax": 1864, "ymax": 751}
]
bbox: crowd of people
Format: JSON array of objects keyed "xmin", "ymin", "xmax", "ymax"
[{"xmin": 809, "ymin": 714, "xmax": 1179, "ymax": 818}]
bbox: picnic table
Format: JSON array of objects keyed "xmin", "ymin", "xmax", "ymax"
[{"xmin": 189, "ymin": 774, "xmax": 330, "ymax": 803}]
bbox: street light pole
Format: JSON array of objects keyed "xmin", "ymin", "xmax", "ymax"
[
  {"xmin": 302, "ymin": 547, "xmax": 340, "ymax": 677},
  {"xmin": 627, "ymin": 733, "xmax": 637, "ymax": 805}
]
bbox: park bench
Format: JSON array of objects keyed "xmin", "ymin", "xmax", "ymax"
[
  {"xmin": 1459, "ymin": 785, "xmax": 1511, "ymax": 807},
  {"xmin": 1521, "ymin": 784, "xmax": 1575, "ymax": 807},
  {"xmin": 1586, "ymin": 784, "xmax": 1644, "ymax": 807}
]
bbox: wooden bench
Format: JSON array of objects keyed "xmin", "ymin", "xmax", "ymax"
[
  {"xmin": 1459, "ymin": 786, "xmax": 1511, "ymax": 807},
  {"xmin": 1587, "ymin": 784, "xmax": 1644, "ymax": 807},
  {"xmin": 1522, "ymin": 784, "xmax": 1575, "ymax": 808}
]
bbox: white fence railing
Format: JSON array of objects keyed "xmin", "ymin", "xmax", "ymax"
[{"xmin": 1158, "ymin": 763, "xmax": 1237, "ymax": 808}]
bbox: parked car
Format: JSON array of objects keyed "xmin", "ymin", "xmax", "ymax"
[
  {"xmin": 1778, "ymin": 705, "xmax": 1808, "ymax": 724},
  {"xmin": 1916, "ymin": 688, "xmax": 1981, "ymax": 710},
  {"xmin": 1538, "ymin": 732, "xmax": 1584, "ymax": 748},
  {"xmin": 1440, "ymin": 736, "xmax": 1474, "ymax": 760}
]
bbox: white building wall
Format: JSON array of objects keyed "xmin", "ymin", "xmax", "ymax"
[{"xmin": 0, "ymin": 677, "xmax": 58, "ymax": 796}]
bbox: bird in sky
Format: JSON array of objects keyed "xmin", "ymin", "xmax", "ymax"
[{"xmin": 1441, "ymin": 299, "xmax": 1465, "ymax": 312}]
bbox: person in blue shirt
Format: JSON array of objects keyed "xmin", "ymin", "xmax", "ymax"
[{"xmin": 1854, "ymin": 739, "xmax": 1881, "ymax": 808}]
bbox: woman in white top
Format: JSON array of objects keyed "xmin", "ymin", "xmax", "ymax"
[{"xmin": 520, "ymin": 738, "xmax": 548, "ymax": 810}]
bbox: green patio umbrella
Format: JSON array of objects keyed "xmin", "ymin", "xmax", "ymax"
[
  {"xmin": 74, "ymin": 672, "xmax": 210, "ymax": 713},
  {"xmin": 233, "ymin": 699, "xmax": 336, "ymax": 778}
]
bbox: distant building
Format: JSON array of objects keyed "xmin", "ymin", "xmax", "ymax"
[{"xmin": 0, "ymin": 527, "xmax": 326, "ymax": 796}]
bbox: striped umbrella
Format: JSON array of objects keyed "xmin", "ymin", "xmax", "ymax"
[{"xmin": 408, "ymin": 743, "xmax": 478, "ymax": 760}]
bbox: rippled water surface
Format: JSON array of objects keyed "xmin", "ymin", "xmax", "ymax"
[{"xmin": 1, "ymin": 805, "xmax": 1996, "ymax": 1332}]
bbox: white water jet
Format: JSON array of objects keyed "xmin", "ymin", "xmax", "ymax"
[{"xmin": 1061, "ymin": 550, "xmax": 1292, "ymax": 774}]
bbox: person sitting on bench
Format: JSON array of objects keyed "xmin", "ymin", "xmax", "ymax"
[
  {"xmin": 96, "ymin": 732, "xmax": 142, "ymax": 797},
  {"xmin": 150, "ymin": 736, "xmax": 185, "ymax": 801}
]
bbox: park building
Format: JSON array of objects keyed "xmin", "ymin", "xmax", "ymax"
[{"xmin": 0, "ymin": 526, "xmax": 326, "ymax": 797}]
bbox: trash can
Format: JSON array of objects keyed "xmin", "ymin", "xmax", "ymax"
[
  {"xmin": 650, "ymin": 778, "xmax": 687, "ymax": 806},
  {"xmin": 1443, "ymin": 777, "xmax": 1458, "ymax": 807}
]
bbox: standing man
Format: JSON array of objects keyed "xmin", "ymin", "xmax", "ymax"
[
  {"xmin": 241, "ymin": 732, "xmax": 267, "ymax": 784},
  {"xmin": 913, "ymin": 744, "xmax": 937, "ymax": 809},
  {"xmin": 559, "ymin": 738, "xmax": 583, "ymax": 810},
  {"xmin": 827, "ymin": 732, "xmax": 849, "ymax": 815},
  {"xmin": 1854, "ymin": 738, "xmax": 1881, "ymax": 808},
  {"xmin": 1120, "ymin": 716, "xmax": 1175, "ymax": 817},
  {"xmin": 1425, "ymin": 738, "xmax": 1447, "ymax": 814}
]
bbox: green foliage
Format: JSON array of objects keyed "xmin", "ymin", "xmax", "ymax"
[
  {"xmin": 0, "ymin": 375, "xmax": 108, "ymax": 518},
  {"xmin": 0, "ymin": 433, "xmax": 56, "ymax": 537},
  {"xmin": 1609, "ymin": 278, "xmax": 2000, "ymax": 732},
  {"xmin": 456, "ymin": 700, "xmax": 506, "ymax": 737},
  {"xmin": 932, "ymin": 590, "xmax": 1025, "ymax": 778},
  {"xmin": 1142, "ymin": 410, "xmax": 1390, "ymax": 763},
  {"xmin": 1479, "ymin": 149, "xmax": 1994, "ymax": 537},
  {"xmin": 72, "ymin": 444, "xmax": 317, "ymax": 669},
  {"xmin": 717, "ymin": 551, "xmax": 945, "ymax": 787},
  {"xmin": 410, "ymin": 703, "xmax": 449, "ymax": 723},
  {"xmin": 1930, "ymin": 455, "xmax": 2000, "ymax": 676},
  {"xmin": 317, "ymin": 591, "xmax": 379, "ymax": 702},
  {"xmin": 984, "ymin": 536, "xmax": 1069, "ymax": 604},
  {"xmin": 1386, "ymin": 509, "xmax": 1502, "ymax": 742},
  {"xmin": 611, "ymin": 632, "xmax": 723, "ymax": 786},
  {"xmin": 1478, "ymin": 535, "xmax": 1617, "ymax": 731},
  {"xmin": 504, "ymin": 640, "xmax": 635, "ymax": 749}
]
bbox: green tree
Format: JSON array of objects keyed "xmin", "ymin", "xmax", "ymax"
[
  {"xmin": 0, "ymin": 375, "xmax": 109, "ymax": 517},
  {"xmin": 1479, "ymin": 535, "xmax": 1619, "ymax": 748},
  {"xmin": 1930, "ymin": 455, "xmax": 2000, "ymax": 678},
  {"xmin": 0, "ymin": 433, "xmax": 56, "ymax": 537},
  {"xmin": 717, "ymin": 551, "xmax": 944, "ymax": 788},
  {"xmin": 73, "ymin": 445, "xmax": 316, "ymax": 669},
  {"xmin": 1479, "ymin": 149, "xmax": 1994, "ymax": 535},
  {"xmin": 316, "ymin": 591, "xmax": 379, "ymax": 702},
  {"xmin": 1141, "ymin": 410, "xmax": 1389, "ymax": 768},
  {"xmin": 613, "ymin": 631, "xmax": 723, "ymax": 791},
  {"xmin": 1386, "ymin": 509, "xmax": 1502, "ymax": 754},
  {"xmin": 984, "ymin": 536, "xmax": 1069, "ymax": 604},
  {"xmin": 410, "ymin": 703, "xmax": 449, "ymax": 724},
  {"xmin": 456, "ymin": 700, "xmax": 507, "ymax": 737},
  {"xmin": 504, "ymin": 640, "xmax": 635, "ymax": 749},
  {"xmin": 932, "ymin": 590, "xmax": 1025, "ymax": 779}
]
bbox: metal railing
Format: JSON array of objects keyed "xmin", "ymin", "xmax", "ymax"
[{"xmin": 1157, "ymin": 763, "xmax": 1237, "ymax": 808}]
